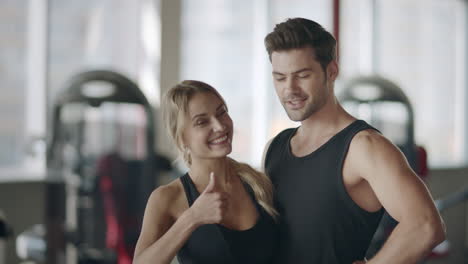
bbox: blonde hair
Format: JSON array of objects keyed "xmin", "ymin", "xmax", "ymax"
[
  {"xmin": 228, "ymin": 158, "xmax": 278, "ymax": 220},
  {"xmin": 162, "ymin": 80, "xmax": 278, "ymax": 219}
]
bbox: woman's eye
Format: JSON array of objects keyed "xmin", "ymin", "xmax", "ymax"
[
  {"xmin": 217, "ymin": 105, "xmax": 228, "ymax": 116},
  {"xmin": 195, "ymin": 120, "xmax": 207, "ymax": 126}
]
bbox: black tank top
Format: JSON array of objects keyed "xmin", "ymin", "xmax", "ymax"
[
  {"xmin": 177, "ymin": 173, "xmax": 279, "ymax": 264},
  {"xmin": 265, "ymin": 120, "xmax": 384, "ymax": 264}
]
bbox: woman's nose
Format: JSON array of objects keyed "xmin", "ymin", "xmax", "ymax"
[{"xmin": 212, "ymin": 118, "xmax": 226, "ymax": 132}]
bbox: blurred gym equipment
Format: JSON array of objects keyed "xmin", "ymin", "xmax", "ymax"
[
  {"xmin": 431, "ymin": 186, "xmax": 468, "ymax": 259},
  {"xmin": 0, "ymin": 210, "xmax": 12, "ymax": 264},
  {"xmin": 17, "ymin": 70, "xmax": 170, "ymax": 264}
]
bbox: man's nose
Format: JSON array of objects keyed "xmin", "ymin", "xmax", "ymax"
[{"xmin": 284, "ymin": 77, "xmax": 299, "ymax": 94}]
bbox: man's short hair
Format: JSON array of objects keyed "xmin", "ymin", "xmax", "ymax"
[{"xmin": 264, "ymin": 17, "xmax": 337, "ymax": 71}]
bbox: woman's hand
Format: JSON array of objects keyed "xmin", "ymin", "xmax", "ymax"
[{"xmin": 187, "ymin": 172, "xmax": 229, "ymax": 226}]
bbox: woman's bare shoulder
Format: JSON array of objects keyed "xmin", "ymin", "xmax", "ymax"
[{"xmin": 148, "ymin": 177, "xmax": 187, "ymax": 217}]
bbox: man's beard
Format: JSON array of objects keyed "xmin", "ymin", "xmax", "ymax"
[
  {"xmin": 284, "ymin": 79, "xmax": 329, "ymax": 122},
  {"xmin": 284, "ymin": 96, "xmax": 327, "ymax": 121}
]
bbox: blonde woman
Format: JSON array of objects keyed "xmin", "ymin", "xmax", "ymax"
[{"xmin": 133, "ymin": 80, "xmax": 279, "ymax": 264}]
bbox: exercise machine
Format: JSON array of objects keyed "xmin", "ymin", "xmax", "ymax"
[{"xmin": 17, "ymin": 70, "xmax": 167, "ymax": 264}]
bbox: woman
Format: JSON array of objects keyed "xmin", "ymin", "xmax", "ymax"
[{"xmin": 133, "ymin": 80, "xmax": 279, "ymax": 264}]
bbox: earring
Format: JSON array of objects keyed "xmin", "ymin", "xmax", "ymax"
[{"xmin": 183, "ymin": 146, "xmax": 192, "ymax": 165}]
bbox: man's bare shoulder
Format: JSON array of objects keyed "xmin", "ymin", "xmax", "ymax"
[
  {"xmin": 347, "ymin": 129, "xmax": 407, "ymax": 175},
  {"xmin": 351, "ymin": 129, "xmax": 398, "ymax": 155}
]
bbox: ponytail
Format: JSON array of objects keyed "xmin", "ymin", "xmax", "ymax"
[{"xmin": 228, "ymin": 158, "xmax": 278, "ymax": 220}]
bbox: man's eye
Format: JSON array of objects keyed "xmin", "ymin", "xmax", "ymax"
[
  {"xmin": 275, "ymin": 77, "xmax": 286, "ymax": 81},
  {"xmin": 298, "ymin": 74, "xmax": 310, "ymax": 78}
]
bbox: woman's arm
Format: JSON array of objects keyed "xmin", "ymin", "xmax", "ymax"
[
  {"xmin": 132, "ymin": 185, "xmax": 192, "ymax": 264},
  {"xmin": 133, "ymin": 174, "xmax": 227, "ymax": 264}
]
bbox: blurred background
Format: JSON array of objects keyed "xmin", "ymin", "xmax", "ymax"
[{"xmin": 0, "ymin": 0, "xmax": 467, "ymax": 263}]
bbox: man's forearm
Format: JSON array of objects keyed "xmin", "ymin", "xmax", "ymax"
[{"xmin": 367, "ymin": 219, "xmax": 445, "ymax": 264}]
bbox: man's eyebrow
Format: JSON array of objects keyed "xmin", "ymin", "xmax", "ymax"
[
  {"xmin": 272, "ymin": 68, "xmax": 312, "ymax": 75},
  {"xmin": 272, "ymin": 71, "xmax": 285, "ymax": 76}
]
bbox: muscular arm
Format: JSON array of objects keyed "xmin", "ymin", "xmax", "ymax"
[
  {"xmin": 133, "ymin": 186, "xmax": 197, "ymax": 264},
  {"xmin": 350, "ymin": 131, "xmax": 445, "ymax": 264}
]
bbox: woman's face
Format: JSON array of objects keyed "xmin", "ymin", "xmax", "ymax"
[{"xmin": 182, "ymin": 92, "xmax": 233, "ymax": 161}]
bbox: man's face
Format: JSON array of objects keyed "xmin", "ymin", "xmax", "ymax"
[{"xmin": 271, "ymin": 46, "xmax": 335, "ymax": 121}]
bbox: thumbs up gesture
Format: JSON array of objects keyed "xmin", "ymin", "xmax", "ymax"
[
  {"xmin": 189, "ymin": 172, "xmax": 229, "ymax": 226},
  {"xmin": 203, "ymin": 172, "xmax": 219, "ymax": 193}
]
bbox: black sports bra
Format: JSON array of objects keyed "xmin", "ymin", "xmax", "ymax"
[{"xmin": 176, "ymin": 173, "xmax": 279, "ymax": 264}]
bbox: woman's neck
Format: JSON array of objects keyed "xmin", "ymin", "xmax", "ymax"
[{"xmin": 189, "ymin": 157, "xmax": 232, "ymax": 189}]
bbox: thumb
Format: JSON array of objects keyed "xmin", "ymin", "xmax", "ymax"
[{"xmin": 203, "ymin": 172, "xmax": 216, "ymax": 193}]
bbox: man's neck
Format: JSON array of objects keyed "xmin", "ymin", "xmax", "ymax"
[{"xmin": 298, "ymin": 97, "xmax": 355, "ymax": 140}]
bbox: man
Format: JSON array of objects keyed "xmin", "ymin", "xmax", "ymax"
[{"xmin": 263, "ymin": 17, "xmax": 445, "ymax": 264}]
